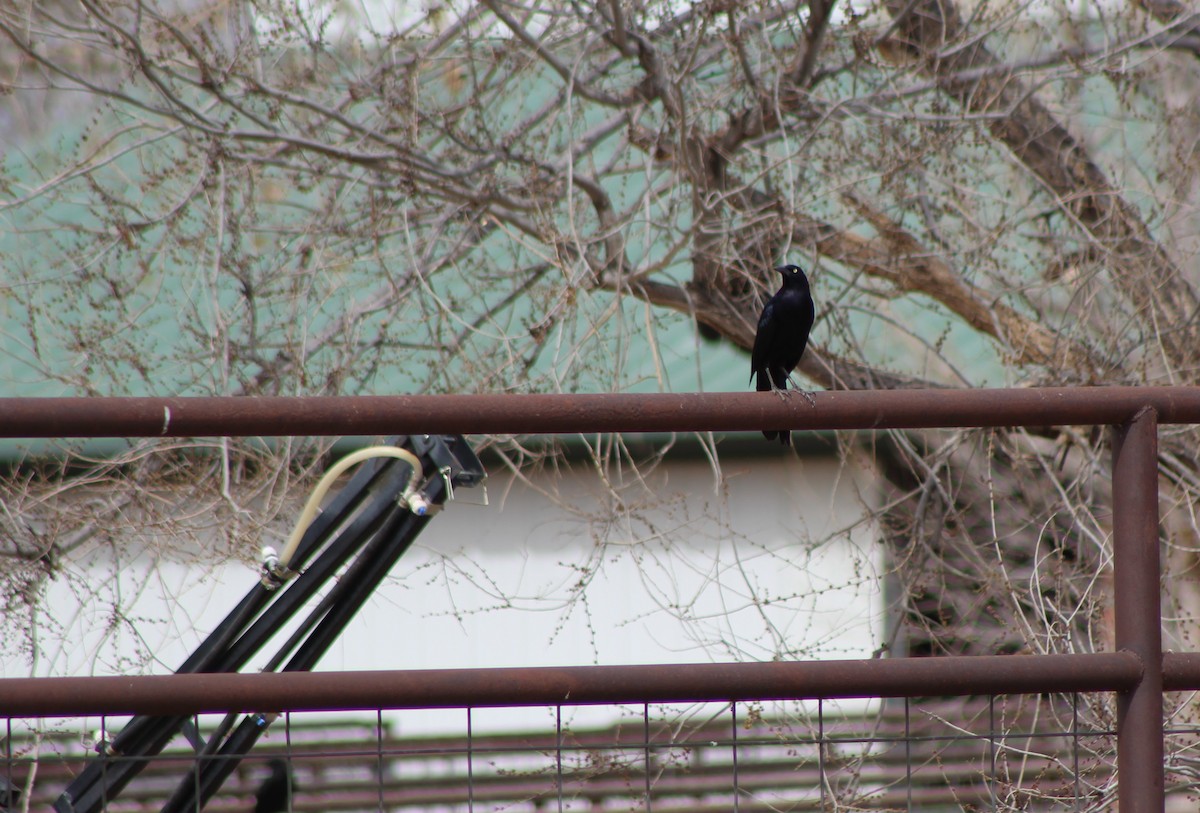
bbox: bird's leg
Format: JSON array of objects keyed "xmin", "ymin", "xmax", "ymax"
[
  {"xmin": 770, "ymin": 381, "xmax": 791, "ymax": 403},
  {"xmin": 786, "ymin": 374, "xmax": 817, "ymax": 407}
]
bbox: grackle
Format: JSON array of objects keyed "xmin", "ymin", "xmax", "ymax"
[{"xmin": 749, "ymin": 264, "xmax": 815, "ymax": 446}]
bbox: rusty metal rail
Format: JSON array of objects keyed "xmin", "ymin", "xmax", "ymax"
[
  {"xmin": 0, "ymin": 386, "xmax": 1193, "ymax": 813},
  {"xmin": 1112, "ymin": 409, "xmax": 1166, "ymax": 807},
  {"xmin": 0, "ymin": 653, "xmax": 1150, "ymax": 717},
  {"xmin": 2, "ymin": 385, "xmax": 1200, "ymax": 437}
]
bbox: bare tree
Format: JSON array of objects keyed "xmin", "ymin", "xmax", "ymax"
[{"xmin": 4, "ymin": 0, "xmax": 1200, "ymax": 803}]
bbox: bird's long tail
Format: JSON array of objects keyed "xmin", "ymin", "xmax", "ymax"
[
  {"xmin": 758, "ymin": 369, "xmax": 790, "ymax": 445},
  {"xmin": 762, "ymin": 429, "xmax": 791, "ymax": 446}
]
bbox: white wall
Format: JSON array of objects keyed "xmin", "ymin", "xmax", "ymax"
[
  {"xmin": 345, "ymin": 449, "xmax": 882, "ymax": 670},
  {"xmin": 6, "ymin": 447, "xmax": 881, "ymax": 680}
]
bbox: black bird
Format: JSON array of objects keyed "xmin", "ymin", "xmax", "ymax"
[
  {"xmin": 255, "ymin": 759, "xmax": 295, "ymax": 813},
  {"xmin": 749, "ymin": 264, "xmax": 815, "ymax": 446}
]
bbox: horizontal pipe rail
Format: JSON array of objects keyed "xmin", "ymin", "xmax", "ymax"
[
  {"xmin": 1163, "ymin": 652, "xmax": 1200, "ymax": 690},
  {"xmin": 0, "ymin": 654, "xmax": 1143, "ymax": 717},
  {"xmin": 2, "ymin": 386, "xmax": 1200, "ymax": 438}
]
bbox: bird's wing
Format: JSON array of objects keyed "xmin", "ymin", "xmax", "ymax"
[
  {"xmin": 800, "ymin": 295, "xmax": 816, "ymax": 345},
  {"xmin": 749, "ymin": 301, "xmax": 778, "ymax": 388},
  {"xmin": 786, "ymin": 294, "xmax": 816, "ymax": 367}
]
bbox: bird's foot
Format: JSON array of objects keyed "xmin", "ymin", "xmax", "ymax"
[{"xmin": 783, "ymin": 374, "xmax": 816, "ymax": 407}]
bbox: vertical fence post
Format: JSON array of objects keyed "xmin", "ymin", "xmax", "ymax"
[{"xmin": 1112, "ymin": 407, "xmax": 1164, "ymax": 812}]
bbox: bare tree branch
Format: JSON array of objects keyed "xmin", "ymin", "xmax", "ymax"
[{"xmin": 883, "ymin": 0, "xmax": 1200, "ymax": 374}]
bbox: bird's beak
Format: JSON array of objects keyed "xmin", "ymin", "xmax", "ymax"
[{"xmin": 773, "ymin": 265, "xmax": 788, "ymax": 274}]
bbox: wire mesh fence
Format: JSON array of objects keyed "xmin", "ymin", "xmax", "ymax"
[{"xmin": 6, "ymin": 690, "xmax": 1185, "ymax": 812}]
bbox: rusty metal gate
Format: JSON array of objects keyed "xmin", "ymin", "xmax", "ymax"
[{"xmin": 0, "ymin": 387, "xmax": 1197, "ymax": 811}]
